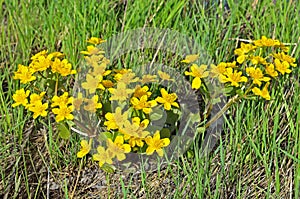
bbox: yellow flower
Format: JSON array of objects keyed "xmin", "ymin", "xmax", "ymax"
[
  {"xmin": 155, "ymin": 88, "xmax": 179, "ymax": 110},
  {"xmin": 28, "ymin": 101, "xmax": 48, "ymax": 119},
  {"xmin": 87, "ymin": 37, "xmax": 106, "ymax": 45},
  {"xmin": 108, "ymin": 82, "xmax": 135, "ymax": 102},
  {"xmin": 51, "ymin": 58, "xmax": 76, "ymax": 76},
  {"xmin": 80, "ymin": 45, "xmax": 104, "ymax": 55},
  {"xmin": 107, "ymin": 136, "xmax": 131, "ymax": 161},
  {"xmin": 220, "ymin": 68, "xmax": 247, "ymax": 87},
  {"xmin": 77, "ymin": 139, "xmax": 92, "ymax": 158},
  {"xmin": 13, "ymin": 64, "xmax": 36, "ymax": 84},
  {"xmin": 85, "ymin": 54, "xmax": 104, "ymax": 68},
  {"xmin": 47, "ymin": 51, "xmax": 64, "ymax": 59},
  {"xmin": 252, "ymin": 82, "xmax": 271, "ymax": 100},
  {"xmin": 92, "ymin": 146, "xmax": 114, "ymax": 167},
  {"xmin": 253, "ymin": 36, "xmax": 280, "ymax": 47},
  {"xmin": 140, "ymin": 74, "xmax": 157, "ymax": 84},
  {"xmin": 234, "ymin": 43, "xmax": 256, "ymax": 64},
  {"xmin": 226, "ymin": 61, "xmax": 237, "ymax": 68},
  {"xmin": 246, "ymin": 67, "xmax": 270, "ymax": 86},
  {"xmin": 250, "ymin": 56, "xmax": 267, "ymax": 65},
  {"xmin": 210, "ymin": 63, "xmax": 227, "ymax": 79},
  {"xmin": 114, "ymin": 71, "xmax": 139, "ymax": 84},
  {"xmin": 265, "ymin": 64, "xmax": 278, "ymax": 78},
  {"xmin": 51, "ymin": 92, "xmax": 73, "ymax": 107},
  {"xmin": 273, "ymin": 52, "xmax": 297, "ymax": 67},
  {"xmin": 274, "ymin": 59, "xmax": 292, "ymax": 75},
  {"xmin": 130, "ymin": 95, "xmax": 157, "ymax": 114},
  {"xmin": 91, "ymin": 63, "xmax": 111, "ymax": 77},
  {"xmin": 145, "ymin": 131, "xmax": 170, "ymax": 157},
  {"xmin": 133, "ymin": 85, "xmax": 151, "ymax": 98},
  {"xmin": 73, "ymin": 92, "xmax": 84, "ymax": 111},
  {"xmin": 52, "ymin": 105, "xmax": 74, "ymax": 122},
  {"xmin": 83, "ymin": 95, "xmax": 102, "ymax": 113},
  {"xmin": 30, "ymin": 50, "xmax": 48, "ymax": 60},
  {"xmin": 181, "ymin": 54, "xmax": 199, "ymax": 63},
  {"xmin": 120, "ymin": 118, "xmax": 150, "ymax": 139},
  {"xmin": 127, "ymin": 137, "xmax": 145, "ymax": 148},
  {"xmin": 12, "ymin": 89, "xmax": 30, "ymax": 107},
  {"xmin": 158, "ymin": 70, "xmax": 174, "ymax": 81},
  {"xmin": 184, "ymin": 64, "xmax": 209, "ymax": 89},
  {"xmin": 29, "ymin": 55, "xmax": 52, "ymax": 72},
  {"xmin": 104, "ymin": 107, "xmax": 128, "ymax": 130},
  {"xmin": 28, "ymin": 92, "xmax": 46, "ymax": 105},
  {"xmin": 82, "ymin": 74, "xmax": 104, "ymax": 94}
]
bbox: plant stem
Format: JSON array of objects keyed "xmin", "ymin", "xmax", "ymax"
[{"xmin": 205, "ymin": 94, "xmax": 239, "ymax": 128}]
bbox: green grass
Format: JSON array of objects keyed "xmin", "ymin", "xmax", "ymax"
[{"xmin": 1, "ymin": 0, "xmax": 300, "ymax": 198}]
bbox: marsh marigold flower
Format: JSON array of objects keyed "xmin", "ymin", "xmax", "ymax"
[
  {"xmin": 181, "ymin": 54, "xmax": 199, "ymax": 64},
  {"xmin": 273, "ymin": 52, "xmax": 297, "ymax": 67},
  {"xmin": 104, "ymin": 107, "xmax": 128, "ymax": 130},
  {"xmin": 131, "ymin": 95, "xmax": 157, "ymax": 114},
  {"xmin": 158, "ymin": 70, "xmax": 174, "ymax": 81},
  {"xmin": 13, "ymin": 64, "xmax": 36, "ymax": 84},
  {"xmin": 145, "ymin": 131, "xmax": 170, "ymax": 157},
  {"xmin": 220, "ymin": 68, "xmax": 247, "ymax": 87},
  {"xmin": 253, "ymin": 36, "xmax": 280, "ymax": 47},
  {"xmin": 51, "ymin": 92, "xmax": 73, "ymax": 107},
  {"xmin": 120, "ymin": 118, "xmax": 150, "ymax": 139},
  {"xmin": 52, "ymin": 105, "xmax": 74, "ymax": 122},
  {"xmin": 83, "ymin": 95, "xmax": 102, "ymax": 113},
  {"xmin": 250, "ymin": 56, "xmax": 267, "ymax": 65},
  {"xmin": 246, "ymin": 67, "xmax": 270, "ymax": 86},
  {"xmin": 133, "ymin": 85, "xmax": 152, "ymax": 98},
  {"xmin": 77, "ymin": 139, "xmax": 92, "ymax": 158},
  {"xmin": 114, "ymin": 71, "xmax": 139, "ymax": 84},
  {"xmin": 92, "ymin": 146, "xmax": 114, "ymax": 167},
  {"xmin": 156, "ymin": 88, "xmax": 179, "ymax": 110},
  {"xmin": 29, "ymin": 55, "xmax": 52, "ymax": 72},
  {"xmin": 252, "ymin": 82, "xmax": 271, "ymax": 100},
  {"xmin": 184, "ymin": 64, "xmax": 209, "ymax": 89},
  {"xmin": 80, "ymin": 45, "xmax": 104, "ymax": 55},
  {"xmin": 140, "ymin": 74, "xmax": 157, "ymax": 84},
  {"xmin": 28, "ymin": 101, "xmax": 48, "ymax": 119},
  {"xmin": 87, "ymin": 37, "xmax": 106, "ymax": 45},
  {"xmin": 234, "ymin": 43, "xmax": 256, "ymax": 64},
  {"xmin": 51, "ymin": 58, "xmax": 76, "ymax": 76},
  {"xmin": 210, "ymin": 63, "xmax": 227, "ymax": 79},
  {"xmin": 265, "ymin": 64, "xmax": 278, "ymax": 78},
  {"xmin": 108, "ymin": 82, "xmax": 134, "ymax": 102},
  {"xmin": 12, "ymin": 89, "xmax": 30, "ymax": 107},
  {"xmin": 82, "ymin": 74, "xmax": 105, "ymax": 94},
  {"xmin": 107, "ymin": 136, "xmax": 131, "ymax": 161},
  {"xmin": 274, "ymin": 59, "xmax": 292, "ymax": 75}
]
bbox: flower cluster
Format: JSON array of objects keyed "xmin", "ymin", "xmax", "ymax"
[
  {"xmin": 184, "ymin": 36, "xmax": 297, "ymax": 100},
  {"xmin": 12, "ymin": 36, "xmax": 297, "ymax": 170},
  {"xmin": 12, "ymin": 50, "xmax": 76, "ymax": 121},
  {"xmin": 75, "ymin": 38, "xmax": 178, "ymax": 167}
]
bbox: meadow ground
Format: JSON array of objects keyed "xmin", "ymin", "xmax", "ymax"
[{"xmin": 0, "ymin": 0, "xmax": 300, "ymax": 198}]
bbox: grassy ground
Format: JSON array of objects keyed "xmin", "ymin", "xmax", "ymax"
[{"xmin": 0, "ymin": 0, "xmax": 300, "ymax": 198}]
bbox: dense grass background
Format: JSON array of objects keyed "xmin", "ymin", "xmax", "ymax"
[{"xmin": 0, "ymin": 0, "xmax": 299, "ymax": 198}]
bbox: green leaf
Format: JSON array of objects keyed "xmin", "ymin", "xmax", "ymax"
[
  {"xmin": 150, "ymin": 107, "xmax": 165, "ymax": 121},
  {"xmin": 58, "ymin": 122, "xmax": 71, "ymax": 139},
  {"xmin": 197, "ymin": 127, "xmax": 206, "ymax": 134},
  {"xmin": 101, "ymin": 163, "xmax": 116, "ymax": 173},
  {"xmin": 160, "ymin": 128, "xmax": 171, "ymax": 138},
  {"xmin": 223, "ymin": 86, "xmax": 234, "ymax": 94},
  {"xmin": 102, "ymin": 131, "xmax": 112, "ymax": 140},
  {"xmin": 211, "ymin": 97, "xmax": 221, "ymax": 105},
  {"xmin": 166, "ymin": 110, "xmax": 179, "ymax": 124},
  {"xmin": 102, "ymin": 102, "xmax": 112, "ymax": 113}
]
